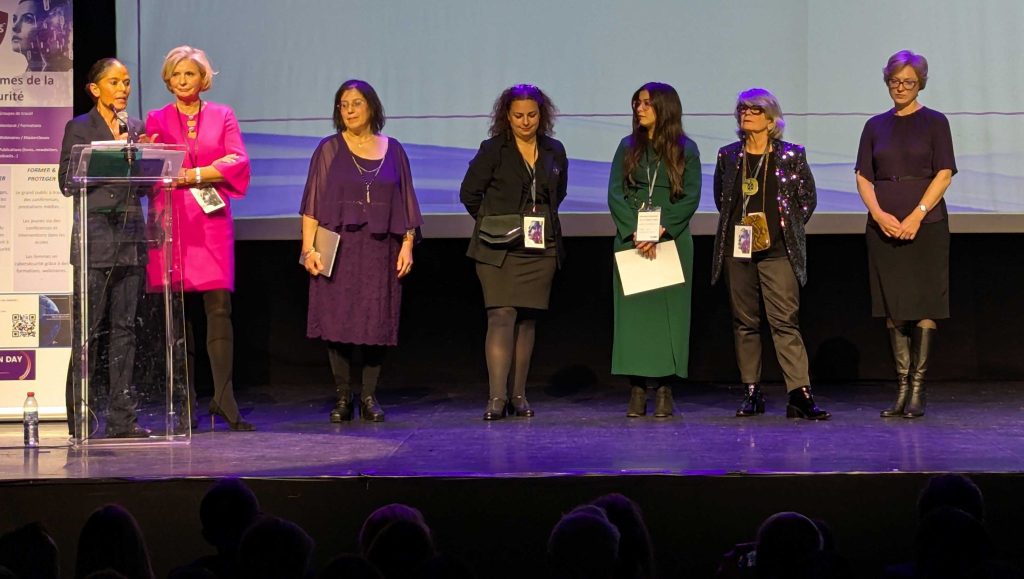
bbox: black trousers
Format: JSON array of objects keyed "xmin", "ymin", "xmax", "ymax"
[
  {"xmin": 725, "ymin": 255, "xmax": 810, "ymax": 391},
  {"xmin": 65, "ymin": 266, "xmax": 142, "ymax": 436}
]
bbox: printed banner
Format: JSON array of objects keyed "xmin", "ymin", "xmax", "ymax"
[{"xmin": 0, "ymin": 0, "xmax": 72, "ymax": 419}]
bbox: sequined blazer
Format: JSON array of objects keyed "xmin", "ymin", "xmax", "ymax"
[{"xmin": 711, "ymin": 139, "xmax": 816, "ymax": 286}]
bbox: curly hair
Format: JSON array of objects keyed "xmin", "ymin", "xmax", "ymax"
[{"xmin": 487, "ymin": 84, "xmax": 558, "ymax": 139}]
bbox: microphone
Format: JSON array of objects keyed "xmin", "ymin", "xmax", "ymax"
[{"xmin": 111, "ymin": 104, "xmax": 137, "ymax": 169}]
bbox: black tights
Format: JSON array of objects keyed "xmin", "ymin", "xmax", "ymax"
[
  {"xmin": 484, "ymin": 307, "xmax": 537, "ymax": 400},
  {"xmin": 327, "ymin": 343, "xmax": 386, "ymax": 398},
  {"xmin": 185, "ymin": 290, "xmax": 240, "ymax": 420}
]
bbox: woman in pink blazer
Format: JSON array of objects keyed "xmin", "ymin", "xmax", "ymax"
[{"xmin": 146, "ymin": 45, "xmax": 253, "ymax": 431}]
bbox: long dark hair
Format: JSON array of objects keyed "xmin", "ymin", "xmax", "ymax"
[
  {"xmin": 333, "ymin": 79, "xmax": 386, "ymax": 134},
  {"xmin": 623, "ymin": 82, "xmax": 688, "ymax": 200},
  {"xmin": 487, "ymin": 84, "xmax": 557, "ymax": 139}
]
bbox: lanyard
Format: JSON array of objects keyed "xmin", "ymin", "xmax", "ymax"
[{"xmin": 643, "ymin": 149, "xmax": 661, "ymax": 209}]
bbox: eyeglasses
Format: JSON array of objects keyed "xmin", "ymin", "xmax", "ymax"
[
  {"xmin": 887, "ymin": 78, "xmax": 918, "ymax": 90},
  {"xmin": 632, "ymin": 99, "xmax": 654, "ymax": 111},
  {"xmin": 736, "ymin": 105, "xmax": 765, "ymax": 116}
]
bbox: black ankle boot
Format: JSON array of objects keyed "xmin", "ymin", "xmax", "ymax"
[
  {"xmin": 904, "ymin": 327, "xmax": 934, "ymax": 418},
  {"xmin": 653, "ymin": 385, "xmax": 674, "ymax": 418},
  {"xmin": 627, "ymin": 386, "xmax": 646, "ymax": 417},
  {"xmin": 786, "ymin": 386, "xmax": 831, "ymax": 420},
  {"xmin": 331, "ymin": 390, "xmax": 353, "ymax": 423},
  {"xmin": 736, "ymin": 383, "xmax": 766, "ymax": 417},
  {"xmin": 881, "ymin": 325, "xmax": 912, "ymax": 417},
  {"xmin": 359, "ymin": 395, "xmax": 385, "ymax": 422},
  {"xmin": 483, "ymin": 397, "xmax": 506, "ymax": 421},
  {"xmin": 507, "ymin": 396, "xmax": 534, "ymax": 417}
]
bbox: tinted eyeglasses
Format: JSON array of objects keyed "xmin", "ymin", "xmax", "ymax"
[{"xmin": 736, "ymin": 105, "xmax": 765, "ymax": 116}]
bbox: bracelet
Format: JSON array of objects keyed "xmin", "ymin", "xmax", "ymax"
[
  {"xmin": 403, "ymin": 229, "xmax": 416, "ymax": 241},
  {"xmin": 195, "ymin": 168, "xmax": 202, "ymax": 184},
  {"xmin": 300, "ymin": 248, "xmax": 318, "ymax": 262}
]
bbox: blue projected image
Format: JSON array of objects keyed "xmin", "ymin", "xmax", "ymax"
[{"xmin": 116, "ymin": 0, "xmax": 1024, "ymax": 233}]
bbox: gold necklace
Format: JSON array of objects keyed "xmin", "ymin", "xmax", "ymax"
[{"xmin": 346, "ymin": 131, "xmax": 374, "ymax": 148}]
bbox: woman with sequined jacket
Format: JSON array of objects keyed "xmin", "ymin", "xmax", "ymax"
[{"xmin": 711, "ymin": 87, "xmax": 830, "ymax": 421}]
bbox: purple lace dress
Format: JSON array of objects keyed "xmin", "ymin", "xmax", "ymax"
[{"xmin": 299, "ymin": 134, "xmax": 423, "ymax": 345}]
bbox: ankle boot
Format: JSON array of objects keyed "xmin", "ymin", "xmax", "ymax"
[
  {"xmin": 786, "ymin": 386, "xmax": 831, "ymax": 420},
  {"xmin": 360, "ymin": 395, "xmax": 385, "ymax": 422},
  {"xmin": 483, "ymin": 397, "xmax": 507, "ymax": 421},
  {"xmin": 736, "ymin": 383, "xmax": 766, "ymax": 417},
  {"xmin": 331, "ymin": 388, "xmax": 353, "ymax": 422},
  {"xmin": 881, "ymin": 325, "xmax": 912, "ymax": 417},
  {"xmin": 653, "ymin": 385, "xmax": 674, "ymax": 417},
  {"xmin": 904, "ymin": 326, "xmax": 934, "ymax": 418},
  {"xmin": 627, "ymin": 386, "xmax": 647, "ymax": 417}
]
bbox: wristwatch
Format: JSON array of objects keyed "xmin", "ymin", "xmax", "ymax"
[{"xmin": 917, "ymin": 204, "xmax": 928, "ymax": 214}]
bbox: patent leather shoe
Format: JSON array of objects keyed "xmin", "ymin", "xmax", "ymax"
[
  {"xmin": 786, "ymin": 386, "xmax": 831, "ymax": 420},
  {"xmin": 483, "ymin": 397, "xmax": 507, "ymax": 421},
  {"xmin": 736, "ymin": 383, "xmax": 766, "ymax": 417},
  {"xmin": 507, "ymin": 396, "xmax": 534, "ymax": 417}
]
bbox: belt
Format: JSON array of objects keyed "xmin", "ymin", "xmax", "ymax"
[{"xmin": 876, "ymin": 175, "xmax": 932, "ymax": 182}]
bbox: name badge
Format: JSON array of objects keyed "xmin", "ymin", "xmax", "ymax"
[
  {"xmin": 523, "ymin": 215, "xmax": 546, "ymax": 250},
  {"xmin": 190, "ymin": 185, "xmax": 225, "ymax": 214},
  {"xmin": 733, "ymin": 224, "xmax": 753, "ymax": 260},
  {"xmin": 635, "ymin": 207, "xmax": 662, "ymax": 242}
]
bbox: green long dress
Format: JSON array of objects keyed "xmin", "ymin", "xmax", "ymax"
[{"xmin": 608, "ymin": 136, "xmax": 701, "ymax": 378}]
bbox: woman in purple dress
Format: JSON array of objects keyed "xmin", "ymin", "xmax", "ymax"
[
  {"xmin": 300, "ymin": 79, "xmax": 423, "ymax": 422},
  {"xmin": 855, "ymin": 50, "xmax": 956, "ymax": 419}
]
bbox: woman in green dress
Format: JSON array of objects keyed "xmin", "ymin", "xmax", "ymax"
[{"xmin": 608, "ymin": 82, "xmax": 701, "ymax": 418}]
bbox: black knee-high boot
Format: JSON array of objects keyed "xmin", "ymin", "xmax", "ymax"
[
  {"xmin": 881, "ymin": 325, "xmax": 912, "ymax": 417},
  {"xmin": 904, "ymin": 327, "xmax": 935, "ymax": 418}
]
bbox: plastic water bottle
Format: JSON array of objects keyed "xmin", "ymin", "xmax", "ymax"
[{"xmin": 23, "ymin": 392, "xmax": 39, "ymax": 448}]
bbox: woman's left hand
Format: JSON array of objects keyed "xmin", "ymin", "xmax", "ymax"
[
  {"xmin": 895, "ymin": 215, "xmax": 922, "ymax": 241},
  {"xmin": 396, "ymin": 245, "xmax": 414, "ymax": 278}
]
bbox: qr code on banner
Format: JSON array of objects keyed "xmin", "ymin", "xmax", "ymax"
[{"xmin": 12, "ymin": 313, "xmax": 37, "ymax": 339}]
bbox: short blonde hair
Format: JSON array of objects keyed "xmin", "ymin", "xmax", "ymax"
[
  {"xmin": 883, "ymin": 50, "xmax": 928, "ymax": 90},
  {"xmin": 161, "ymin": 45, "xmax": 216, "ymax": 93}
]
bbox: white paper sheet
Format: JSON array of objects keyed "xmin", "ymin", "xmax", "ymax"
[{"xmin": 614, "ymin": 240, "xmax": 685, "ymax": 296}]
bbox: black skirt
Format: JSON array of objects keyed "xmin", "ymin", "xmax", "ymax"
[
  {"xmin": 476, "ymin": 254, "xmax": 557, "ymax": 310},
  {"xmin": 866, "ymin": 219, "xmax": 949, "ymax": 320}
]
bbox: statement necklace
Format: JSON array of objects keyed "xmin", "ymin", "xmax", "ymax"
[{"xmin": 176, "ymin": 100, "xmax": 202, "ymax": 138}]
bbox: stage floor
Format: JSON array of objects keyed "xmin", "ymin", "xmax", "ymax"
[{"xmin": 2, "ymin": 381, "xmax": 1022, "ymax": 480}]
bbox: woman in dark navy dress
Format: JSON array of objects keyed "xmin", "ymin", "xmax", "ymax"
[{"xmin": 855, "ymin": 50, "xmax": 956, "ymax": 419}]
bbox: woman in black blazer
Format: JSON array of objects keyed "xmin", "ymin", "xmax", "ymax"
[
  {"xmin": 58, "ymin": 58, "xmax": 151, "ymax": 438},
  {"xmin": 460, "ymin": 84, "xmax": 568, "ymax": 420}
]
